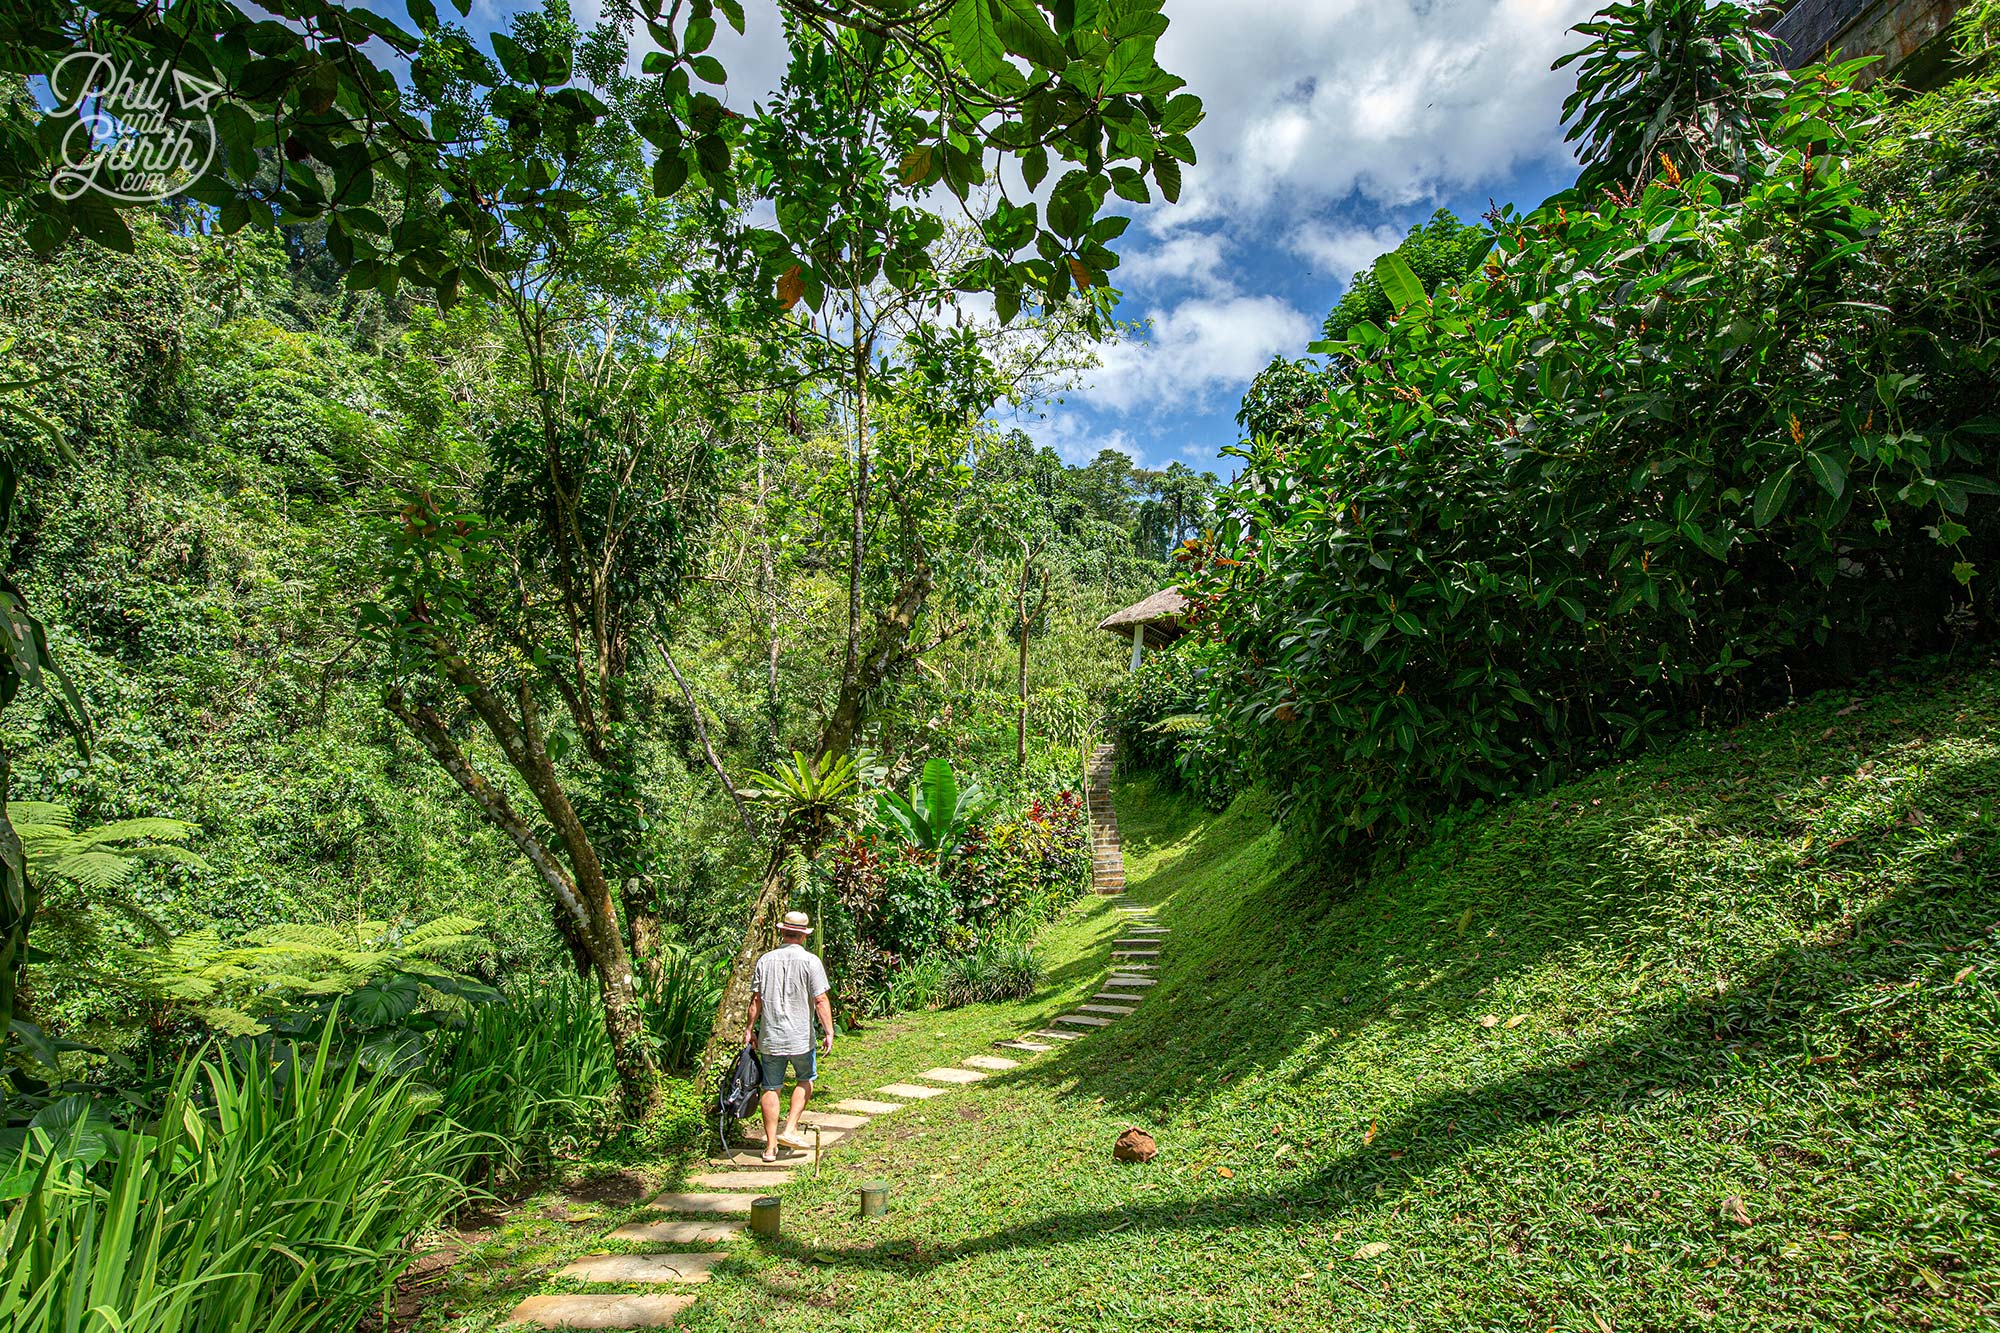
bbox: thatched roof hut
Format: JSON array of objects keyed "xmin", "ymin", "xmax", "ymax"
[{"xmin": 1098, "ymin": 586, "xmax": 1189, "ymax": 668}]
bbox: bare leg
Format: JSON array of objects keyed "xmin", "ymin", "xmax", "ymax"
[
  {"xmin": 783, "ymin": 1080, "xmax": 812, "ymax": 1136},
  {"xmin": 759, "ymin": 1088, "xmax": 780, "ymax": 1159}
]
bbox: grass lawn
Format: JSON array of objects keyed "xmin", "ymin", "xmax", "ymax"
[{"xmin": 436, "ymin": 666, "xmax": 2000, "ymax": 1331}]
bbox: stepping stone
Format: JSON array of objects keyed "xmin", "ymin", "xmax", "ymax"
[
  {"xmin": 1112, "ymin": 950, "xmax": 1160, "ymax": 958},
  {"xmin": 609, "ymin": 1219, "xmax": 745, "ymax": 1244},
  {"xmin": 1094, "ymin": 991, "xmax": 1143, "ymax": 1002},
  {"xmin": 508, "ymin": 1294, "xmax": 695, "ymax": 1328},
  {"xmin": 1110, "ymin": 963, "xmax": 1158, "ymax": 971},
  {"xmin": 685, "ymin": 1170, "xmax": 793, "ymax": 1190},
  {"xmin": 799, "ymin": 1110, "xmax": 870, "ymax": 1130},
  {"xmin": 831, "ymin": 1098, "xmax": 905, "ymax": 1114},
  {"xmin": 1081, "ymin": 1003, "xmax": 1136, "ymax": 1016},
  {"xmin": 1028, "ymin": 1029, "xmax": 1083, "ymax": 1041},
  {"xmin": 1114, "ymin": 941, "xmax": 1162, "ymax": 949},
  {"xmin": 709, "ymin": 1148, "xmax": 805, "ymax": 1168},
  {"xmin": 644, "ymin": 1192, "xmax": 758, "ymax": 1215},
  {"xmin": 740, "ymin": 1128, "xmax": 846, "ymax": 1150},
  {"xmin": 1107, "ymin": 976, "xmax": 1157, "ymax": 985},
  {"xmin": 996, "ymin": 1039, "xmax": 1054, "ymax": 1052},
  {"xmin": 961, "ymin": 1055, "xmax": 1018, "ymax": 1070},
  {"xmin": 558, "ymin": 1252, "xmax": 730, "ymax": 1284},
  {"xmin": 918, "ymin": 1066, "xmax": 987, "ymax": 1084},
  {"xmin": 1056, "ymin": 1014, "xmax": 1113, "ymax": 1027},
  {"xmin": 878, "ymin": 1082, "xmax": 947, "ymax": 1099}
]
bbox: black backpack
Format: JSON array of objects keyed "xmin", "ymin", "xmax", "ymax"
[{"xmin": 714, "ymin": 1045, "xmax": 762, "ymax": 1151}]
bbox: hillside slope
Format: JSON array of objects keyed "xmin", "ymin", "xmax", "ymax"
[{"xmin": 666, "ymin": 667, "xmax": 2000, "ymax": 1332}]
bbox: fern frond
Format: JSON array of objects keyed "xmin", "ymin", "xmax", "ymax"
[
  {"xmin": 8, "ymin": 801, "xmax": 73, "ymax": 831},
  {"xmin": 47, "ymin": 851, "xmax": 141, "ymax": 890},
  {"xmin": 74, "ymin": 817, "xmax": 198, "ymax": 847}
]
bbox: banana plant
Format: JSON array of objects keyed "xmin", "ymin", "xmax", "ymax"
[{"xmin": 869, "ymin": 758, "xmax": 998, "ymax": 863}]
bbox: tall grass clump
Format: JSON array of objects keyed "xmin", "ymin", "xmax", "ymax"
[
  {"xmin": 429, "ymin": 978, "xmax": 616, "ymax": 1181},
  {"xmin": 0, "ymin": 1036, "xmax": 462, "ymax": 1333},
  {"xmin": 876, "ymin": 918, "xmax": 1046, "ymax": 1015},
  {"xmin": 635, "ymin": 943, "xmax": 722, "ymax": 1074}
]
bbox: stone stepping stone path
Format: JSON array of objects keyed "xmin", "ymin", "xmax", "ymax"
[
  {"xmin": 509, "ymin": 810, "xmax": 1165, "ymax": 1327},
  {"xmin": 831, "ymin": 1098, "xmax": 905, "ymax": 1114},
  {"xmin": 641, "ymin": 1192, "xmax": 758, "ymax": 1215},
  {"xmin": 684, "ymin": 1170, "xmax": 791, "ymax": 1190},
  {"xmin": 877, "ymin": 1081, "xmax": 947, "ymax": 1099},
  {"xmin": 559, "ymin": 1253, "xmax": 731, "ymax": 1284},
  {"xmin": 798, "ymin": 1110, "xmax": 870, "ymax": 1130},
  {"xmin": 509, "ymin": 1294, "xmax": 696, "ymax": 1328},
  {"xmin": 606, "ymin": 1218, "xmax": 744, "ymax": 1245},
  {"xmin": 917, "ymin": 1066, "xmax": 987, "ymax": 1084}
]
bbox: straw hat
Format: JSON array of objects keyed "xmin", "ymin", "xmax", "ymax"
[{"xmin": 779, "ymin": 910, "xmax": 811, "ymax": 934}]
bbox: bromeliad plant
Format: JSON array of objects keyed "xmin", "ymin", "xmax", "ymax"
[
  {"xmin": 869, "ymin": 758, "xmax": 999, "ymax": 864},
  {"xmin": 740, "ymin": 750, "xmax": 861, "ymax": 841}
]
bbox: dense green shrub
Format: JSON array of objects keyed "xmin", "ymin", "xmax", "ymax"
[
  {"xmin": 1194, "ymin": 57, "xmax": 2000, "ymax": 845},
  {"xmin": 1104, "ymin": 648, "xmax": 1235, "ymax": 807},
  {"xmin": 820, "ymin": 779, "xmax": 1086, "ymax": 1015}
]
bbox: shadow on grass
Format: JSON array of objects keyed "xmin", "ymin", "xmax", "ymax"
[
  {"xmin": 754, "ymin": 855, "xmax": 1995, "ymax": 1286},
  {"xmin": 1044, "ymin": 687, "xmax": 2000, "ymax": 1132}
]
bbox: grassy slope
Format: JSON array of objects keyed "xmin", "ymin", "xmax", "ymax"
[{"xmin": 500, "ymin": 668, "xmax": 1999, "ymax": 1331}]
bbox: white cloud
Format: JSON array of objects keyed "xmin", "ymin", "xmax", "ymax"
[
  {"xmin": 1086, "ymin": 295, "xmax": 1315, "ymax": 416},
  {"xmin": 1286, "ymin": 221, "xmax": 1405, "ymax": 285},
  {"xmin": 1116, "ymin": 230, "xmax": 1230, "ymax": 295},
  {"xmin": 1149, "ymin": 0, "xmax": 1594, "ymax": 225}
]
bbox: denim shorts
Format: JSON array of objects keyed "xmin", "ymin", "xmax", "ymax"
[{"xmin": 757, "ymin": 1049, "xmax": 816, "ymax": 1091}]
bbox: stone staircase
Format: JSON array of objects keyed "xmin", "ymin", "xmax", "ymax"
[{"xmin": 1085, "ymin": 741, "xmax": 1124, "ymax": 895}]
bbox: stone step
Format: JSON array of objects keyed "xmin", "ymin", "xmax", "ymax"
[
  {"xmin": 684, "ymin": 1169, "xmax": 793, "ymax": 1191},
  {"xmin": 1112, "ymin": 949, "xmax": 1160, "ymax": 957},
  {"xmin": 1106, "ymin": 975, "xmax": 1157, "ymax": 986},
  {"xmin": 609, "ymin": 1218, "xmax": 745, "ymax": 1244},
  {"xmin": 1093, "ymin": 991, "xmax": 1143, "ymax": 1003},
  {"xmin": 961, "ymin": 1054, "xmax": 1019, "ymax": 1071},
  {"xmin": 830, "ymin": 1098, "xmax": 905, "ymax": 1115},
  {"xmin": 739, "ymin": 1128, "xmax": 847, "ymax": 1151},
  {"xmin": 557, "ymin": 1252, "xmax": 731, "ymax": 1284},
  {"xmin": 799, "ymin": 1110, "xmax": 870, "ymax": 1130},
  {"xmin": 996, "ymin": 1039, "xmax": 1054, "ymax": 1052},
  {"xmin": 917, "ymin": 1066, "xmax": 986, "ymax": 1084},
  {"xmin": 644, "ymin": 1192, "xmax": 759, "ymax": 1215},
  {"xmin": 508, "ymin": 1294, "xmax": 695, "ymax": 1327},
  {"xmin": 1056, "ymin": 1014, "xmax": 1113, "ymax": 1028},
  {"xmin": 1080, "ymin": 1003, "xmax": 1135, "ymax": 1016},
  {"xmin": 876, "ymin": 1082, "xmax": 947, "ymax": 1099},
  {"xmin": 1028, "ymin": 1029, "xmax": 1084, "ymax": 1041}
]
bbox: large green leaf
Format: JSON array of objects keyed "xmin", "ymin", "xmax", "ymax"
[{"xmin": 1373, "ymin": 252, "xmax": 1429, "ymax": 314}]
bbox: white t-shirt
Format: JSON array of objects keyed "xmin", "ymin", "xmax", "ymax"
[{"xmin": 752, "ymin": 942, "xmax": 829, "ymax": 1056}]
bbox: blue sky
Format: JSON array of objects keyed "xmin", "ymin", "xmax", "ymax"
[
  {"xmin": 508, "ymin": 0, "xmax": 1601, "ymax": 472},
  {"xmin": 1015, "ymin": 0, "xmax": 1602, "ymax": 475}
]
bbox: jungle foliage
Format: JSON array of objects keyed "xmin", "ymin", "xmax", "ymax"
[{"xmin": 1196, "ymin": 9, "xmax": 2000, "ymax": 845}]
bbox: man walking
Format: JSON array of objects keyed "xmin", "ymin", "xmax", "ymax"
[{"xmin": 742, "ymin": 909, "xmax": 834, "ymax": 1162}]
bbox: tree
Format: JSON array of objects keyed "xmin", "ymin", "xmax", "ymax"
[
  {"xmin": 4, "ymin": 0, "xmax": 1198, "ymax": 314},
  {"xmin": 1555, "ymin": 0, "xmax": 1783, "ymax": 195},
  {"xmin": 361, "ymin": 7, "xmax": 752, "ymax": 1113},
  {"xmin": 1321, "ymin": 209, "xmax": 1490, "ymax": 344}
]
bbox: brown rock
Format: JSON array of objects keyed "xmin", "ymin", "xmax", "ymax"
[{"xmin": 1114, "ymin": 1128, "xmax": 1158, "ymax": 1163}]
